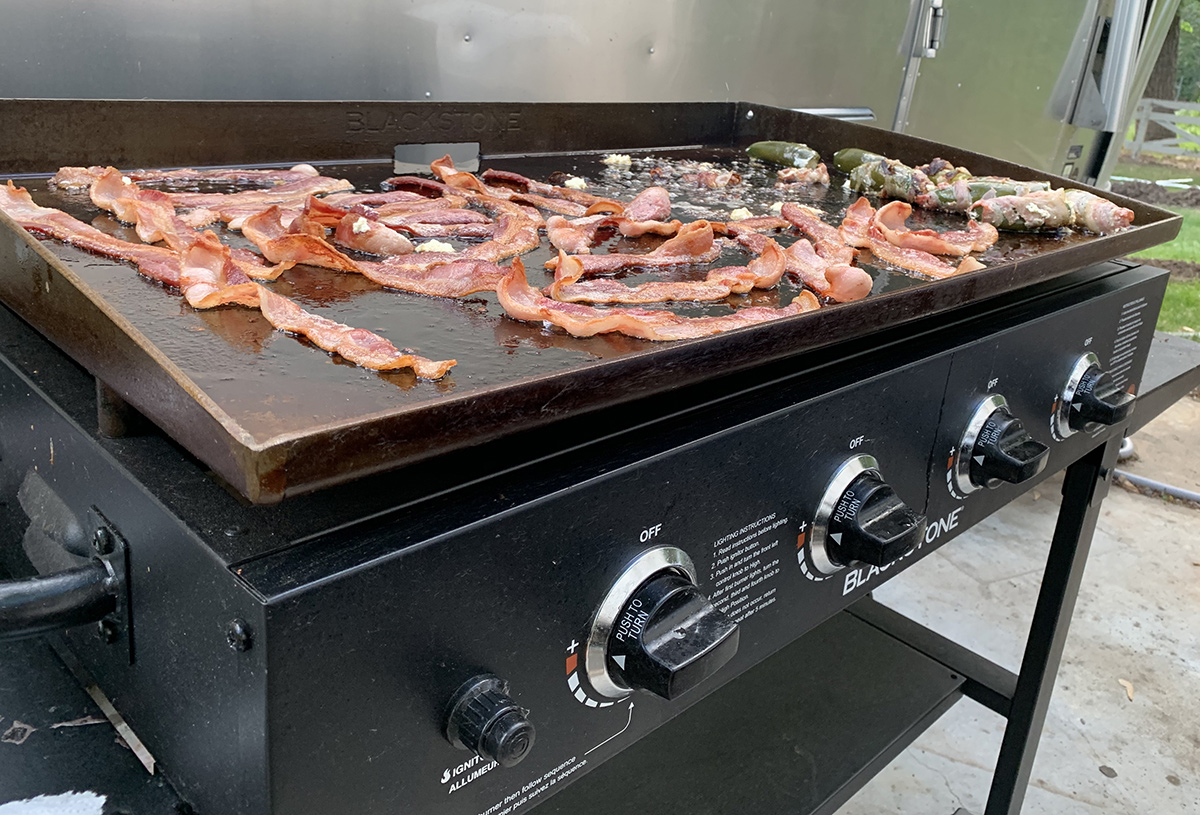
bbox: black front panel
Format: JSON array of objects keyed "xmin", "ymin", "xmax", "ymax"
[
  {"xmin": 262, "ymin": 354, "xmax": 948, "ymax": 815},
  {"xmin": 248, "ymin": 266, "xmax": 1166, "ymax": 815}
]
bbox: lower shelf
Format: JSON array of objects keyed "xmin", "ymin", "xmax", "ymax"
[{"xmin": 535, "ymin": 609, "xmax": 964, "ymax": 815}]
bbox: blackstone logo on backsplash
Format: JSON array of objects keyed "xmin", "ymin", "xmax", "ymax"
[
  {"xmin": 440, "ymin": 754, "xmax": 499, "ymax": 793},
  {"xmin": 346, "ymin": 109, "xmax": 523, "ymax": 136}
]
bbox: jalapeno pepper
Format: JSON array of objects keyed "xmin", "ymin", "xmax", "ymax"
[{"xmin": 746, "ymin": 141, "xmax": 821, "ymax": 169}]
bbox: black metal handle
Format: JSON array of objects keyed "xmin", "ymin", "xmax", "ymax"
[{"xmin": 0, "ymin": 562, "xmax": 118, "ymax": 641}]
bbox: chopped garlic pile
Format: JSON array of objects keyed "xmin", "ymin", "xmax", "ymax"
[
  {"xmin": 415, "ymin": 239, "xmax": 456, "ymax": 253},
  {"xmin": 729, "ymin": 207, "xmax": 753, "ymax": 221},
  {"xmin": 601, "ymin": 154, "xmax": 632, "ymax": 165},
  {"xmin": 351, "ymin": 217, "xmax": 371, "ymax": 234},
  {"xmin": 564, "ymin": 176, "xmax": 588, "ymax": 190}
]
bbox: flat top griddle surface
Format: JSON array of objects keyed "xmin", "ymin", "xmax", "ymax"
[
  {"xmin": 19, "ymin": 149, "xmax": 1098, "ymax": 442},
  {"xmin": 0, "ymin": 125, "xmax": 1178, "ymax": 502}
]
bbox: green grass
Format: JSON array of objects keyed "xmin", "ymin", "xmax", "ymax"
[
  {"xmin": 1127, "ymin": 204, "xmax": 1200, "ymax": 336},
  {"xmin": 1159, "ymin": 280, "xmax": 1200, "ymax": 335},
  {"xmin": 1114, "ymin": 161, "xmax": 1200, "ymax": 184},
  {"xmin": 1130, "ymin": 207, "xmax": 1200, "ymax": 261}
]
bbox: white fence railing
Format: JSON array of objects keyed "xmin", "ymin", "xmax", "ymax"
[{"xmin": 1126, "ymin": 98, "xmax": 1200, "ymax": 157}]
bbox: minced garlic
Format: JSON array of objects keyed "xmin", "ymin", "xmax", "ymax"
[
  {"xmin": 768, "ymin": 202, "xmax": 784, "ymax": 216},
  {"xmin": 415, "ymin": 239, "xmax": 456, "ymax": 253},
  {"xmin": 121, "ymin": 176, "xmax": 132, "ymax": 185},
  {"xmin": 351, "ymin": 217, "xmax": 371, "ymax": 234},
  {"xmin": 564, "ymin": 176, "xmax": 588, "ymax": 190},
  {"xmin": 601, "ymin": 154, "xmax": 632, "ymax": 165},
  {"xmin": 729, "ymin": 207, "xmax": 753, "ymax": 221}
]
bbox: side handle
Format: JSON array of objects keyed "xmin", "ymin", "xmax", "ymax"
[{"xmin": 0, "ymin": 561, "xmax": 118, "ymax": 641}]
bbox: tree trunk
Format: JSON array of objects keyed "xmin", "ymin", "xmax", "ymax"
[{"xmin": 1144, "ymin": 11, "xmax": 1181, "ymax": 141}]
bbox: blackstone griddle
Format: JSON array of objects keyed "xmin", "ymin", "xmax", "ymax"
[{"xmin": 0, "ymin": 100, "xmax": 1181, "ymax": 503}]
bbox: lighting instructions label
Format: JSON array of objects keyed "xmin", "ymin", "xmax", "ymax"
[
  {"xmin": 473, "ymin": 756, "xmax": 587, "ymax": 815},
  {"xmin": 708, "ymin": 512, "xmax": 786, "ymax": 623}
]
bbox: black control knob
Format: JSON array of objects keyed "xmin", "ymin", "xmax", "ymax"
[
  {"xmin": 607, "ymin": 571, "xmax": 739, "ymax": 701},
  {"xmin": 826, "ymin": 471, "xmax": 926, "ymax": 568},
  {"xmin": 1069, "ymin": 365, "xmax": 1135, "ymax": 431},
  {"xmin": 968, "ymin": 406, "xmax": 1050, "ymax": 489},
  {"xmin": 444, "ymin": 675, "xmax": 536, "ymax": 768}
]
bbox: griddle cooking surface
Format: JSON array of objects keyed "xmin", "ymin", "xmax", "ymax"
[
  {"xmin": 21, "ymin": 149, "xmax": 1094, "ymax": 443},
  {"xmin": 0, "ymin": 100, "xmax": 1178, "ymax": 504}
]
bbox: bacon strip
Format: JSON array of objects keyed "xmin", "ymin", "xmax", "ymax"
[
  {"xmin": 838, "ymin": 198, "xmax": 873, "ymax": 248},
  {"xmin": 179, "ymin": 231, "xmax": 263, "ymax": 309},
  {"xmin": 51, "ymin": 164, "xmax": 321, "ymax": 190},
  {"xmin": 334, "ymin": 214, "xmax": 415, "ymax": 256},
  {"xmin": 544, "ymin": 220, "xmax": 722, "ymax": 275},
  {"xmin": 477, "ymin": 165, "xmax": 616, "ymax": 208},
  {"xmin": 874, "ymin": 200, "xmax": 998, "ymax": 256},
  {"xmin": 241, "ymin": 206, "xmax": 363, "ymax": 273},
  {"xmin": 0, "ymin": 181, "xmax": 181, "ymax": 286},
  {"xmin": 548, "ymin": 240, "xmax": 786, "ymax": 304},
  {"xmin": 866, "ymin": 223, "xmax": 984, "ymax": 279},
  {"xmin": 545, "ymin": 214, "xmax": 616, "ymax": 254},
  {"xmin": 155, "ymin": 175, "xmax": 353, "ymax": 210},
  {"xmin": 780, "ymin": 238, "xmax": 871, "ymax": 302},
  {"xmin": 780, "ymin": 203, "xmax": 856, "ymax": 266},
  {"xmin": 355, "ymin": 258, "xmax": 508, "ymax": 297},
  {"xmin": 498, "ymin": 258, "xmax": 819, "ymax": 341},
  {"xmin": 624, "ymin": 187, "xmax": 671, "ymax": 221},
  {"xmin": 618, "ymin": 187, "xmax": 680, "ymax": 237},
  {"xmin": 322, "ymin": 190, "xmax": 429, "ymax": 207},
  {"xmin": 256, "ymin": 286, "xmax": 455, "ymax": 379}
]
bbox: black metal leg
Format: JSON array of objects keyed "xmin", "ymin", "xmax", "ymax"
[{"xmin": 983, "ymin": 439, "xmax": 1119, "ymax": 815}]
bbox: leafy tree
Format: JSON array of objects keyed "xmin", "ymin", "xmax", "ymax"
[{"xmin": 1177, "ymin": 0, "xmax": 1200, "ymax": 101}]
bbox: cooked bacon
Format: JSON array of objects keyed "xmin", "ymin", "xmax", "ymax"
[
  {"xmin": 625, "ymin": 187, "xmax": 672, "ymax": 222},
  {"xmin": 51, "ymin": 164, "xmax": 321, "ymax": 190},
  {"xmin": 477, "ymin": 165, "xmax": 614, "ymax": 208},
  {"xmin": 154, "ymin": 175, "xmax": 353, "ymax": 210},
  {"xmin": 507, "ymin": 192, "xmax": 586, "ymax": 217},
  {"xmin": 107, "ymin": 185, "xmax": 292, "ymax": 281},
  {"xmin": 619, "ymin": 218, "xmax": 682, "ymax": 238},
  {"xmin": 781, "ymin": 202, "xmax": 856, "ymax": 266},
  {"xmin": 545, "ymin": 214, "xmax": 616, "ymax": 254},
  {"xmin": 873, "ymin": 200, "xmax": 998, "ymax": 256},
  {"xmin": 380, "ymin": 175, "xmax": 464, "ymax": 197},
  {"xmin": 334, "ymin": 214, "xmax": 415, "ymax": 256},
  {"xmin": 179, "ymin": 231, "xmax": 263, "ymax": 309},
  {"xmin": 585, "ymin": 201, "xmax": 624, "ymax": 215},
  {"xmin": 498, "ymin": 257, "xmax": 818, "ymax": 341},
  {"xmin": 392, "ymin": 222, "xmax": 494, "ymax": 239},
  {"xmin": 548, "ymin": 240, "xmax": 786, "ymax": 304},
  {"xmin": 0, "ymin": 181, "xmax": 181, "ymax": 286},
  {"xmin": 783, "ymin": 239, "xmax": 871, "ymax": 302},
  {"xmin": 776, "ymin": 164, "xmax": 830, "ymax": 186},
  {"xmin": 735, "ymin": 229, "xmax": 871, "ymax": 303},
  {"xmin": 685, "ymin": 170, "xmax": 741, "ymax": 189},
  {"xmin": 256, "ymin": 286, "xmax": 455, "ymax": 378},
  {"xmin": 823, "ymin": 264, "xmax": 874, "ymax": 302},
  {"xmin": 544, "ymin": 220, "xmax": 722, "ymax": 275},
  {"xmin": 355, "ymin": 258, "xmax": 507, "ymax": 297},
  {"xmin": 721, "ymin": 216, "xmax": 792, "ymax": 236},
  {"xmin": 865, "ymin": 223, "xmax": 983, "ymax": 279},
  {"xmin": 386, "ymin": 209, "xmax": 492, "ymax": 226},
  {"xmin": 838, "ymin": 197, "xmax": 873, "ymax": 248},
  {"xmin": 780, "ymin": 239, "xmax": 833, "ymax": 294},
  {"xmin": 242, "ymin": 206, "xmax": 362, "ymax": 273},
  {"xmin": 322, "ymin": 190, "xmax": 429, "ymax": 207}
]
